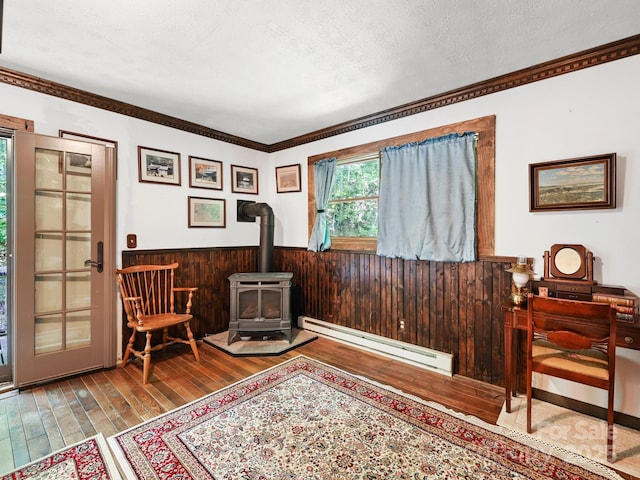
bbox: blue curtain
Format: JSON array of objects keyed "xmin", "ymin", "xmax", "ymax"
[
  {"xmin": 376, "ymin": 132, "xmax": 477, "ymax": 262},
  {"xmin": 307, "ymin": 157, "xmax": 337, "ymax": 252}
]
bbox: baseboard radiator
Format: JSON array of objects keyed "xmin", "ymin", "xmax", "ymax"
[{"xmin": 298, "ymin": 316, "xmax": 453, "ymax": 376}]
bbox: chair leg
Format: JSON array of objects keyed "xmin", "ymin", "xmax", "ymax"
[
  {"xmin": 122, "ymin": 330, "xmax": 136, "ymax": 366},
  {"xmin": 162, "ymin": 328, "xmax": 168, "ymax": 351},
  {"xmin": 184, "ymin": 322, "xmax": 200, "ymax": 362},
  {"xmin": 526, "ymin": 368, "xmax": 533, "ymax": 434},
  {"xmin": 143, "ymin": 331, "xmax": 152, "ymax": 384},
  {"xmin": 606, "ymin": 388, "xmax": 615, "ymax": 462},
  {"xmin": 606, "ymin": 424, "xmax": 614, "ymax": 462}
]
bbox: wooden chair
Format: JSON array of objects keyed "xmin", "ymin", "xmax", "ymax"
[
  {"xmin": 526, "ymin": 293, "xmax": 617, "ymax": 462},
  {"xmin": 116, "ymin": 263, "xmax": 199, "ymax": 384}
]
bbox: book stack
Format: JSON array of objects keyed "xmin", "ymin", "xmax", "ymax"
[{"xmin": 592, "ymin": 292, "xmax": 639, "ymax": 323}]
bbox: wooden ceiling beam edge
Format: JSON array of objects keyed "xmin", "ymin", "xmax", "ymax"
[{"xmin": 0, "ymin": 34, "xmax": 638, "ymax": 153}]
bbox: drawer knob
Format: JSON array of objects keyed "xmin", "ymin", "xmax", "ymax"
[{"xmin": 624, "ymin": 336, "xmax": 634, "ymax": 345}]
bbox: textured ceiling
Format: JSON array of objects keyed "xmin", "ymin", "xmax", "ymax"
[{"xmin": 2, "ymin": 1, "xmax": 640, "ymax": 145}]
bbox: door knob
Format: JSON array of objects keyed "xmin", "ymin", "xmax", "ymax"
[{"xmin": 84, "ymin": 241, "xmax": 104, "ymax": 273}]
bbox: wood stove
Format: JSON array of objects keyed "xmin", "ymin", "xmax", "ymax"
[{"xmin": 228, "ymin": 272, "xmax": 293, "ymax": 345}]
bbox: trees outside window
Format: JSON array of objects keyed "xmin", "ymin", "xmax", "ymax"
[{"xmin": 327, "ymin": 154, "xmax": 379, "ymax": 239}]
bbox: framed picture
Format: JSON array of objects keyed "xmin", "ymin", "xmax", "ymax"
[
  {"xmin": 189, "ymin": 156, "xmax": 223, "ymax": 190},
  {"xmin": 529, "ymin": 153, "xmax": 616, "ymax": 211},
  {"xmin": 188, "ymin": 196, "xmax": 226, "ymax": 227},
  {"xmin": 231, "ymin": 165, "xmax": 258, "ymax": 194},
  {"xmin": 64, "ymin": 152, "xmax": 92, "ymax": 175},
  {"xmin": 275, "ymin": 163, "xmax": 301, "ymax": 193},
  {"xmin": 138, "ymin": 146, "xmax": 181, "ymax": 185}
]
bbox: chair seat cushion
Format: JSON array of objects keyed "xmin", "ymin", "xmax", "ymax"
[{"xmin": 532, "ymin": 340, "xmax": 609, "ymax": 380}]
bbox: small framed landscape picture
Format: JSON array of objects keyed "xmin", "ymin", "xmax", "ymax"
[
  {"xmin": 189, "ymin": 156, "xmax": 223, "ymax": 190},
  {"xmin": 188, "ymin": 196, "xmax": 226, "ymax": 228},
  {"xmin": 529, "ymin": 153, "xmax": 616, "ymax": 212},
  {"xmin": 275, "ymin": 163, "xmax": 301, "ymax": 193},
  {"xmin": 138, "ymin": 146, "xmax": 181, "ymax": 185},
  {"xmin": 231, "ymin": 165, "xmax": 258, "ymax": 194}
]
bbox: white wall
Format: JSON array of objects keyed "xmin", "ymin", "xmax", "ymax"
[{"xmin": 2, "ymin": 54, "xmax": 639, "ymax": 415}]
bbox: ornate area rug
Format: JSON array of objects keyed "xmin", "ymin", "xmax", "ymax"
[
  {"xmin": 498, "ymin": 396, "xmax": 640, "ymax": 479},
  {"xmin": 108, "ymin": 355, "xmax": 622, "ymax": 479},
  {"xmin": 0, "ymin": 433, "xmax": 121, "ymax": 480}
]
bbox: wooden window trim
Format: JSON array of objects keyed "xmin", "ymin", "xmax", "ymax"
[{"xmin": 307, "ymin": 115, "xmax": 495, "ymax": 256}]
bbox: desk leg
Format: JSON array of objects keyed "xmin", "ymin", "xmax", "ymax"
[{"xmin": 504, "ymin": 319, "xmax": 513, "ymax": 413}]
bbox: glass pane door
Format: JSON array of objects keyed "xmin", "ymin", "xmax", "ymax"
[{"xmin": 34, "ymin": 149, "xmax": 93, "ymax": 355}]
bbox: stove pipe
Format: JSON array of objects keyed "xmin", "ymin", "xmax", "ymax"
[{"xmin": 237, "ymin": 201, "xmax": 274, "ymax": 272}]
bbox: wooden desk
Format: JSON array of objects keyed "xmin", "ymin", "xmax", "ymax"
[{"xmin": 502, "ymin": 304, "xmax": 640, "ymax": 413}]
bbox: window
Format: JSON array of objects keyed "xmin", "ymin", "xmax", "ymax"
[
  {"xmin": 307, "ymin": 115, "xmax": 496, "ymax": 256},
  {"xmin": 327, "ymin": 153, "xmax": 380, "ymax": 239}
]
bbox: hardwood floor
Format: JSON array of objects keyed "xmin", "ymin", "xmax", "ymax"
[{"xmin": 0, "ymin": 336, "xmax": 635, "ymax": 479}]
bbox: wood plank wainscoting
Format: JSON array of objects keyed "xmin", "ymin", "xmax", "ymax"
[{"xmin": 122, "ymin": 247, "xmax": 514, "ymax": 387}]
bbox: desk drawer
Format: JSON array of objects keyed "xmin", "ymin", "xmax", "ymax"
[
  {"xmin": 557, "ymin": 291, "xmax": 592, "ymax": 301},
  {"xmin": 556, "ymin": 284, "xmax": 592, "ymax": 301},
  {"xmin": 557, "ymin": 284, "xmax": 593, "ymax": 294},
  {"xmin": 618, "ymin": 324, "xmax": 640, "ymax": 350}
]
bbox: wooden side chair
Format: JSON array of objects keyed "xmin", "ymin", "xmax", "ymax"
[
  {"xmin": 116, "ymin": 262, "xmax": 199, "ymax": 384},
  {"xmin": 526, "ymin": 293, "xmax": 617, "ymax": 462}
]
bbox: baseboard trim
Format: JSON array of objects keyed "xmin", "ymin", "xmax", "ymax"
[{"xmin": 298, "ymin": 316, "xmax": 453, "ymax": 376}]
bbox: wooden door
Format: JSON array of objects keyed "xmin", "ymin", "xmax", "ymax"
[{"xmin": 13, "ymin": 132, "xmax": 116, "ymax": 387}]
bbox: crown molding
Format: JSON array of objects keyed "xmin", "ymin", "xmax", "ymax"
[
  {"xmin": 1, "ymin": 34, "xmax": 639, "ymax": 153},
  {"xmin": 0, "ymin": 67, "xmax": 270, "ymax": 152},
  {"xmin": 270, "ymin": 34, "xmax": 640, "ymax": 152}
]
